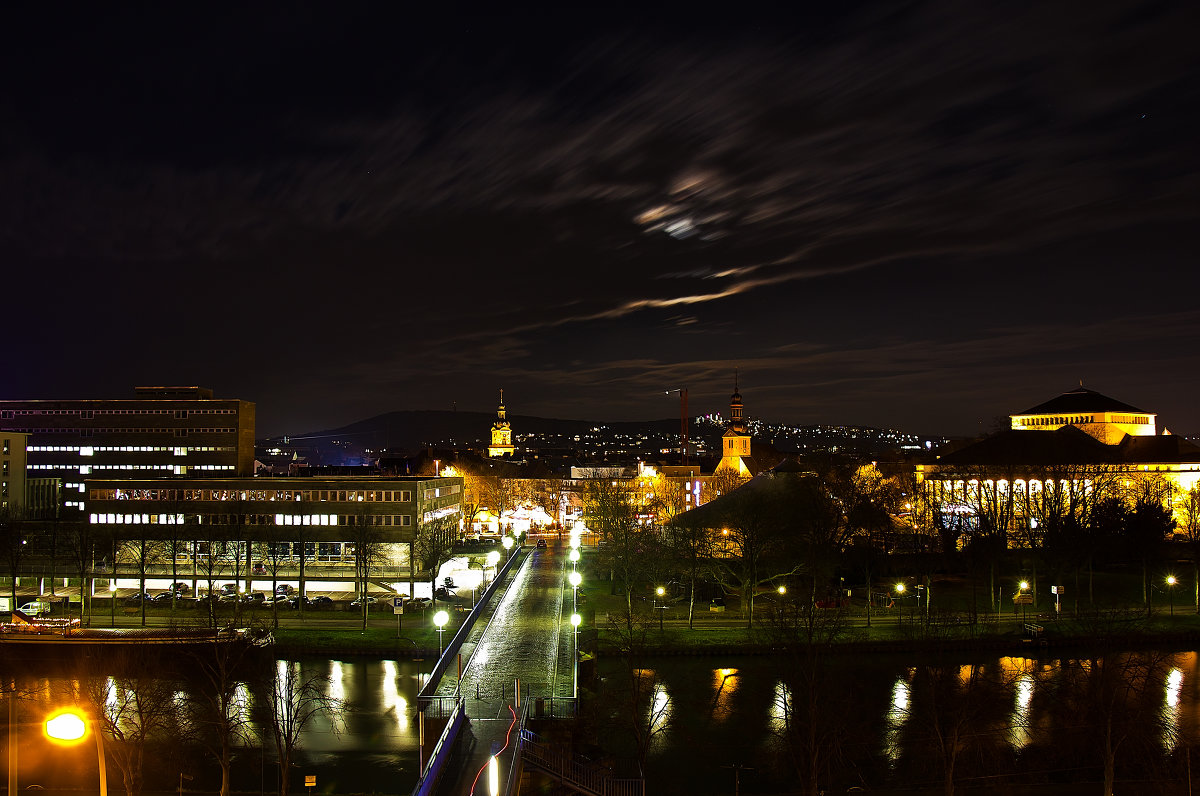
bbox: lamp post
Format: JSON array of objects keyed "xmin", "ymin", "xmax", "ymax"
[
  {"xmin": 569, "ymin": 571, "xmax": 582, "ymax": 614},
  {"xmin": 570, "ymin": 613, "xmax": 582, "ymax": 697},
  {"xmin": 43, "ymin": 708, "xmax": 107, "ymax": 796},
  {"xmin": 1018, "ymin": 580, "xmax": 1030, "ymax": 624},
  {"xmin": 655, "ymin": 586, "xmax": 667, "ymax": 631},
  {"xmin": 502, "ymin": 536, "xmax": 514, "ymax": 557},
  {"xmin": 1167, "ymin": 575, "xmax": 1178, "ymax": 617},
  {"xmin": 895, "ymin": 583, "xmax": 905, "ymax": 628},
  {"xmin": 434, "ymin": 610, "xmax": 449, "ymax": 657},
  {"xmin": 109, "ymin": 581, "xmax": 116, "ymax": 627},
  {"xmin": 486, "ymin": 550, "xmax": 500, "ymax": 585},
  {"xmin": 568, "ymin": 548, "xmax": 580, "ymax": 571}
]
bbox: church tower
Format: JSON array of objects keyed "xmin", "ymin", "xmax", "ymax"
[
  {"xmin": 717, "ymin": 373, "xmax": 752, "ymax": 476},
  {"xmin": 488, "ymin": 389, "xmax": 515, "ymax": 458}
]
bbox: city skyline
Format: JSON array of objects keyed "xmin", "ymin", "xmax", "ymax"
[{"xmin": 4, "ymin": 3, "xmax": 1198, "ymax": 438}]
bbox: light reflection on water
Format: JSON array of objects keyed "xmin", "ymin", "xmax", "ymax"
[
  {"xmin": 884, "ymin": 673, "xmax": 911, "ymax": 765},
  {"xmin": 1163, "ymin": 667, "xmax": 1183, "ymax": 752}
]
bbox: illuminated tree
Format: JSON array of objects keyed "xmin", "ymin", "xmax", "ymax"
[
  {"xmin": 414, "ymin": 513, "xmax": 460, "ymax": 600},
  {"xmin": 1178, "ymin": 482, "xmax": 1200, "ymax": 613}
]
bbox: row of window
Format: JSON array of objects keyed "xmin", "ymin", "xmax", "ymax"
[
  {"xmin": 423, "ymin": 484, "xmax": 463, "ymax": 499},
  {"xmin": 89, "ymin": 512, "xmax": 414, "ymax": 527},
  {"xmin": 90, "ymin": 487, "xmax": 415, "ymax": 503},
  {"xmin": 1, "ymin": 408, "xmax": 237, "ymax": 417},
  {"xmin": 28, "ymin": 445, "xmax": 235, "ymax": 454},
  {"xmin": 5, "ymin": 427, "xmax": 238, "ymax": 435}
]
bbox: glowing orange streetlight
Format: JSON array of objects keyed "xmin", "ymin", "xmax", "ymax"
[{"xmin": 43, "ymin": 708, "xmax": 107, "ymax": 796}]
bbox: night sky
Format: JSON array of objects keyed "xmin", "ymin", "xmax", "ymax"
[{"xmin": 4, "ymin": 3, "xmax": 1198, "ymax": 438}]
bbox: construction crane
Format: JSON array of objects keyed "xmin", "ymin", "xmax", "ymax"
[{"xmin": 666, "ymin": 387, "xmax": 689, "ymax": 465}]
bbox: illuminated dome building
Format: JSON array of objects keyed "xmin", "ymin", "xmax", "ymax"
[
  {"xmin": 916, "ymin": 385, "xmax": 1200, "ymax": 540},
  {"xmin": 487, "ymin": 390, "xmax": 515, "ymax": 458}
]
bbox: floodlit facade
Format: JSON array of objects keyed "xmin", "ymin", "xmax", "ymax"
[
  {"xmin": 715, "ymin": 378, "xmax": 754, "ymax": 477},
  {"xmin": 916, "ymin": 387, "xmax": 1200, "ymax": 539},
  {"xmin": 487, "ymin": 389, "xmax": 516, "ymax": 458}
]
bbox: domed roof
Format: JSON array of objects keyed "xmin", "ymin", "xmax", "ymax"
[{"xmin": 1016, "ymin": 387, "xmax": 1146, "ymax": 416}]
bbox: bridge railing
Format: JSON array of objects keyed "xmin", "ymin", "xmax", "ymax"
[
  {"xmin": 417, "ymin": 544, "xmax": 529, "ymax": 707},
  {"xmin": 410, "ymin": 696, "xmax": 465, "ymax": 796}
]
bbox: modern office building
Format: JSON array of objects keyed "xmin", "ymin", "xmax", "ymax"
[
  {"xmin": 84, "ymin": 475, "xmax": 463, "ymax": 582},
  {"xmin": 1, "ymin": 431, "xmax": 28, "ymax": 514},
  {"xmin": 0, "ymin": 386, "xmax": 256, "ymax": 513}
]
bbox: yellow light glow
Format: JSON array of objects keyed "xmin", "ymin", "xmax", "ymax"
[
  {"xmin": 44, "ymin": 710, "xmax": 88, "ymax": 744},
  {"xmin": 433, "ymin": 610, "xmax": 449, "ymax": 629},
  {"xmin": 656, "ymin": 586, "xmax": 665, "ymax": 597},
  {"xmin": 1019, "ymin": 581, "xmax": 1029, "ymax": 591},
  {"xmin": 568, "ymin": 549, "xmax": 580, "ymax": 563},
  {"xmin": 777, "ymin": 586, "xmax": 786, "ymax": 595},
  {"xmin": 569, "ymin": 572, "xmax": 581, "ymax": 588},
  {"xmin": 570, "ymin": 613, "xmax": 581, "ymax": 627},
  {"xmin": 1168, "ymin": 575, "xmax": 1178, "ymax": 586},
  {"xmin": 488, "ymin": 755, "xmax": 499, "ymax": 796},
  {"xmin": 895, "ymin": 583, "xmax": 905, "ymax": 593}
]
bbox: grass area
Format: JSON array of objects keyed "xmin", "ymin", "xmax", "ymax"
[{"xmin": 583, "ymin": 568, "xmax": 1200, "ymax": 653}]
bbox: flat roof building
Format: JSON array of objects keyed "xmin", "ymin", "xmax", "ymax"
[{"xmin": 0, "ymin": 386, "xmax": 256, "ymax": 513}]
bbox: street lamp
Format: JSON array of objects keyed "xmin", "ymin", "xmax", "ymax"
[
  {"xmin": 569, "ymin": 571, "xmax": 582, "ymax": 613},
  {"xmin": 43, "ymin": 708, "xmax": 107, "ymax": 796},
  {"xmin": 655, "ymin": 585, "xmax": 666, "ymax": 631},
  {"xmin": 485, "ymin": 550, "xmax": 500, "ymax": 584},
  {"xmin": 1018, "ymin": 581, "xmax": 1030, "ymax": 623},
  {"xmin": 895, "ymin": 583, "xmax": 905, "ymax": 628},
  {"xmin": 502, "ymin": 536, "xmax": 514, "ymax": 554},
  {"xmin": 570, "ymin": 613, "xmax": 582, "ymax": 697},
  {"xmin": 433, "ymin": 610, "xmax": 449, "ymax": 657},
  {"xmin": 1167, "ymin": 575, "xmax": 1178, "ymax": 616},
  {"xmin": 568, "ymin": 548, "xmax": 580, "ymax": 571}
]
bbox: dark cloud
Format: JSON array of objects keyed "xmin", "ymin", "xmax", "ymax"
[{"xmin": 3, "ymin": 1, "xmax": 1198, "ymax": 436}]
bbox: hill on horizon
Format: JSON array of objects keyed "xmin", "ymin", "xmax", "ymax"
[{"xmin": 268, "ymin": 410, "xmax": 685, "ymax": 453}]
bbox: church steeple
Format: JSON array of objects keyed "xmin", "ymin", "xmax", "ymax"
[
  {"xmin": 729, "ymin": 369, "xmax": 745, "ymax": 434},
  {"xmin": 717, "ymin": 372, "xmax": 752, "ymax": 476},
  {"xmin": 488, "ymin": 389, "xmax": 515, "ymax": 457}
]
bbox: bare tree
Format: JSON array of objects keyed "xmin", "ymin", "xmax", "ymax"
[
  {"xmin": 348, "ymin": 519, "xmax": 388, "ymax": 630},
  {"xmin": 187, "ymin": 637, "xmax": 261, "ymax": 796},
  {"xmin": 413, "ymin": 514, "xmax": 460, "ymax": 601},
  {"xmin": 264, "ymin": 658, "xmax": 345, "ymax": 796},
  {"xmin": 1178, "ymin": 481, "xmax": 1200, "ymax": 613},
  {"xmin": 0, "ymin": 505, "xmax": 28, "ymax": 610},
  {"xmin": 118, "ymin": 535, "xmax": 163, "ymax": 627},
  {"xmin": 77, "ymin": 647, "xmax": 180, "ymax": 796}
]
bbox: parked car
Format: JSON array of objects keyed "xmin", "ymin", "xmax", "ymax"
[
  {"xmin": 536, "ymin": 538, "xmax": 547, "ymax": 549},
  {"xmin": 152, "ymin": 591, "xmax": 179, "ymax": 602},
  {"xmin": 123, "ymin": 593, "xmax": 154, "ymax": 606},
  {"xmin": 275, "ymin": 584, "xmax": 296, "ymax": 596},
  {"xmin": 168, "ymin": 582, "xmax": 191, "ymax": 595},
  {"xmin": 348, "ymin": 596, "xmax": 379, "ymax": 610},
  {"xmin": 310, "ymin": 595, "xmax": 333, "ymax": 608},
  {"xmin": 286, "ymin": 596, "xmax": 312, "ymax": 610},
  {"xmin": 242, "ymin": 592, "xmax": 266, "ymax": 606},
  {"xmin": 219, "ymin": 583, "xmax": 238, "ymax": 596},
  {"xmin": 407, "ymin": 597, "xmax": 432, "ymax": 610},
  {"xmin": 17, "ymin": 601, "xmax": 51, "ymax": 617}
]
